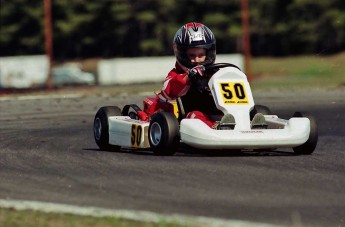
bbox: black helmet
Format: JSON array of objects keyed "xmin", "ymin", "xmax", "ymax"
[{"xmin": 173, "ymin": 22, "xmax": 216, "ymax": 68}]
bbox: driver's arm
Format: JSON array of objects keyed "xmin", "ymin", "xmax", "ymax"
[{"xmin": 159, "ymin": 69, "xmax": 191, "ymax": 100}]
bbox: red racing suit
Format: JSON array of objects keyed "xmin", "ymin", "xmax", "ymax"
[{"xmin": 158, "ymin": 62, "xmax": 222, "ymax": 128}]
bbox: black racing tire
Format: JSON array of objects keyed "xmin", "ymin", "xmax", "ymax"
[
  {"xmin": 148, "ymin": 112, "xmax": 180, "ymax": 156},
  {"xmin": 94, "ymin": 106, "xmax": 122, "ymax": 151},
  {"xmin": 250, "ymin": 105, "xmax": 272, "ymax": 120},
  {"xmin": 292, "ymin": 111, "xmax": 318, "ymax": 155}
]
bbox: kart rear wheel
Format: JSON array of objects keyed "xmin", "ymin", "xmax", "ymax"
[
  {"xmin": 149, "ymin": 112, "xmax": 180, "ymax": 156},
  {"xmin": 292, "ymin": 112, "xmax": 318, "ymax": 155},
  {"xmin": 250, "ymin": 105, "xmax": 272, "ymax": 120},
  {"xmin": 94, "ymin": 106, "xmax": 121, "ymax": 151}
]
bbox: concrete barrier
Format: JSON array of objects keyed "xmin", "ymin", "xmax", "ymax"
[
  {"xmin": 0, "ymin": 55, "xmax": 48, "ymax": 88},
  {"xmin": 0, "ymin": 54, "xmax": 243, "ymax": 88},
  {"xmin": 98, "ymin": 54, "xmax": 243, "ymax": 85}
]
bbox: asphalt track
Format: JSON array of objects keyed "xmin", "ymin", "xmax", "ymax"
[{"xmin": 0, "ymin": 86, "xmax": 344, "ymax": 226}]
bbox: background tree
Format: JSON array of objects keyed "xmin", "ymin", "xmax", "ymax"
[{"xmin": 0, "ymin": 0, "xmax": 344, "ymax": 59}]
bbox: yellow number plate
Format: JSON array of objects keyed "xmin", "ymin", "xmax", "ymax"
[
  {"xmin": 131, "ymin": 124, "xmax": 143, "ymax": 148},
  {"xmin": 219, "ymin": 82, "xmax": 249, "ymax": 105}
]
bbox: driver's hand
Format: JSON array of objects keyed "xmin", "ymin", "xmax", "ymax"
[{"xmin": 187, "ymin": 65, "xmax": 205, "ymax": 79}]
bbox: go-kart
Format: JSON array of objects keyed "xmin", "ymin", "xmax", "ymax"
[{"xmin": 93, "ymin": 63, "xmax": 318, "ymax": 155}]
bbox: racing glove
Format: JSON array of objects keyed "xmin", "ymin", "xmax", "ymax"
[{"xmin": 187, "ymin": 65, "xmax": 205, "ymax": 80}]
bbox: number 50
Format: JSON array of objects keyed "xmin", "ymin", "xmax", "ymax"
[
  {"xmin": 131, "ymin": 124, "xmax": 142, "ymax": 147},
  {"xmin": 220, "ymin": 83, "xmax": 246, "ymax": 100}
]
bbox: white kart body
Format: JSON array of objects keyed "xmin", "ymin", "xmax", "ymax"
[
  {"xmin": 108, "ymin": 117, "xmax": 150, "ymax": 148},
  {"xmin": 107, "ymin": 66, "xmax": 311, "ymax": 150},
  {"xmin": 180, "ymin": 118, "xmax": 310, "ymax": 149},
  {"xmin": 180, "ymin": 67, "xmax": 311, "ymax": 149}
]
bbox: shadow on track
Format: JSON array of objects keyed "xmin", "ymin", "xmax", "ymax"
[{"xmin": 83, "ymin": 146, "xmax": 297, "ymax": 157}]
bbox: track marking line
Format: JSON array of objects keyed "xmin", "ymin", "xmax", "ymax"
[{"xmin": 0, "ymin": 93, "xmax": 82, "ymax": 101}]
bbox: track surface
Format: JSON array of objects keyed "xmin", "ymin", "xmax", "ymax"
[{"xmin": 0, "ymin": 87, "xmax": 344, "ymax": 226}]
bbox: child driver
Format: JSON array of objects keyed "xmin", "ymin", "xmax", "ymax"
[{"xmin": 158, "ymin": 22, "xmax": 235, "ymax": 129}]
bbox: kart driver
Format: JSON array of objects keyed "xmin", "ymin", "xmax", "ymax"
[{"xmin": 158, "ymin": 22, "xmax": 234, "ymax": 129}]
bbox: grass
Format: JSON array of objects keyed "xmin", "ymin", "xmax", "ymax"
[
  {"xmin": 250, "ymin": 52, "xmax": 345, "ymax": 89},
  {"xmin": 0, "ymin": 208, "xmax": 185, "ymax": 227}
]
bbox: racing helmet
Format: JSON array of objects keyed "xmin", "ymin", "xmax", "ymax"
[{"xmin": 173, "ymin": 22, "xmax": 216, "ymax": 68}]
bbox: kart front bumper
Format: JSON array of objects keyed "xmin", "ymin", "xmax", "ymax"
[{"xmin": 180, "ymin": 118, "xmax": 310, "ymax": 150}]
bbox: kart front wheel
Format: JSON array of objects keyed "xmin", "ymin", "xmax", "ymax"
[
  {"xmin": 94, "ymin": 106, "xmax": 121, "ymax": 151},
  {"xmin": 292, "ymin": 112, "xmax": 318, "ymax": 155},
  {"xmin": 149, "ymin": 112, "xmax": 180, "ymax": 156}
]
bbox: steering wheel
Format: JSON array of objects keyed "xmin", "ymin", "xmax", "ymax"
[
  {"xmin": 191, "ymin": 63, "xmax": 241, "ymax": 93},
  {"xmin": 205, "ymin": 63, "xmax": 241, "ymax": 71}
]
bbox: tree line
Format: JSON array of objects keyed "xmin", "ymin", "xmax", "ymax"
[{"xmin": 1, "ymin": 0, "xmax": 344, "ymax": 60}]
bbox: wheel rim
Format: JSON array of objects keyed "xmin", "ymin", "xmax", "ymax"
[
  {"xmin": 150, "ymin": 122, "xmax": 162, "ymax": 146},
  {"xmin": 94, "ymin": 117, "xmax": 102, "ymax": 140}
]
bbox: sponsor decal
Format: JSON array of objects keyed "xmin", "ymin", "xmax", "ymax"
[
  {"xmin": 240, "ymin": 131, "xmax": 264, "ymax": 133},
  {"xmin": 116, "ymin": 117, "xmax": 147, "ymax": 124},
  {"xmin": 144, "ymin": 98, "xmax": 154, "ymax": 105}
]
